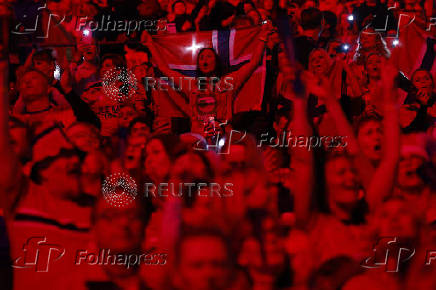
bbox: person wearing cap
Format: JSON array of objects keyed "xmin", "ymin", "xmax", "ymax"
[
  {"xmin": 394, "ymin": 133, "xmax": 433, "ymax": 212},
  {"xmin": 0, "ymin": 56, "xmax": 92, "ymax": 290}
]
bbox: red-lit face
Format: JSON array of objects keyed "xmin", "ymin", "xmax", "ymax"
[
  {"xmin": 182, "ymin": 188, "xmax": 215, "ymax": 227},
  {"xmin": 309, "ymin": 50, "xmax": 329, "ymax": 75},
  {"xmin": 158, "ymin": 0, "xmax": 170, "ymax": 11},
  {"xmin": 176, "ymin": 236, "xmax": 231, "ymax": 290},
  {"xmin": 20, "ymin": 71, "xmax": 49, "ymax": 101},
  {"xmin": 130, "ymin": 122, "xmax": 150, "ymax": 139},
  {"xmin": 287, "ymin": 3, "xmax": 298, "ymax": 17},
  {"xmin": 357, "ymin": 120, "xmax": 382, "ymax": 162},
  {"xmin": 412, "ymin": 70, "xmax": 433, "ymax": 98},
  {"xmin": 221, "ymin": 144, "xmax": 250, "ymax": 210},
  {"xmin": 82, "ymin": 44, "xmax": 97, "ymax": 62},
  {"xmin": 119, "ymin": 106, "xmax": 138, "ymax": 128},
  {"xmin": 33, "ymin": 59, "xmax": 54, "ymax": 78},
  {"xmin": 360, "ymin": 32, "xmax": 377, "ymax": 50},
  {"xmin": 376, "ymin": 199, "xmax": 416, "ymax": 238},
  {"xmin": 67, "ymin": 124, "xmax": 100, "ymax": 152},
  {"xmin": 82, "ymin": 85, "xmax": 103, "ymax": 105},
  {"xmin": 171, "ymin": 153, "xmax": 208, "ymax": 181},
  {"xmin": 93, "ymin": 199, "xmax": 145, "ymax": 252},
  {"xmin": 397, "ymin": 154, "xmax": 425, "ymax": 190},
  {"xmin": 365, "ymin": 54, "xmax": 382, "ymax": 79},
  {"xmin": 198, "ymin": 49, "xmax": 217, "ymax": 75},
  {"xmin": 239, "ymin": 219, "xmax": 285, "ymax": 275},
  {"xmin": 124, "ymin": 47, "xmax": 149, "ymax": 70},
  {"xmin": 173, "ymin": 2, "xmax": 186, "ymax": 15},
  {"xmin": 223, "ymin": 144, "xmax": 248, "ymax": 176},
  {"xmin": 325, "ymin": 157, "xmax": 359, "ymax": 204},
  {"xmin": 145, "ymin": 139, "xmax": 171, "ymax": 183},
  {"xmin": 123, "ymin": 141, "xmax": 143, "ymax": 170},
  {"xmin": 100, "ymin": 58, "xmax": 114, "ymax": 79},
  {"xmin": 137, "ymin": 0, "xmax": 160, "ymax": 16},
  {"xmin": 133, "ymin": 62, "xmax": 151, "ymax": 81}
]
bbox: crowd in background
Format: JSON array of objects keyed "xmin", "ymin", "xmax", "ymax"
[{"xmin": 1, "ymin": 0, "xmax": 436, "ymax": 289}]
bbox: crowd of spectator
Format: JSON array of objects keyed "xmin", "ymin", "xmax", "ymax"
[{"xmin": 0, "ymin": 0, "xmax": 436, "ymax": 289}]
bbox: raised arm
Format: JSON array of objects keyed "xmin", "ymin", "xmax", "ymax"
[
  {"xmin": 365, "ymin": 64, "xmax": 400, "ymax": 210},
  {"xmin": 230, "ymin": 25, "xmax": 271, "ymax": 96},
  {"xmin": 308, "ymin": 73, "xmax": 360, "ymax": 156},
  {"xmin": 308, "ymin": 72, "xmax": 376, "ymax": 189},
  {"xmin": 290, "ymin": 76, "xmax": 314, "ymax": 228}
]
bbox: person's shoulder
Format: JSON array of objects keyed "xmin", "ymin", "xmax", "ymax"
[
  {"xmin": 51, "ymin": 106, "xmax": 77, "ymax": 126},
  {"xmin": 1, "ymin": 173, "xmax": 28, "ymax": 218}
]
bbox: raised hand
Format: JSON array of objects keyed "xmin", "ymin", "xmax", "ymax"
[
  {"xmin": 140, "ymin": 30, "xmax": 153, "ymax": 46},
  {"xmin": 378, "ymin": 59, "xmax": 398, "ymax": 102}
]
